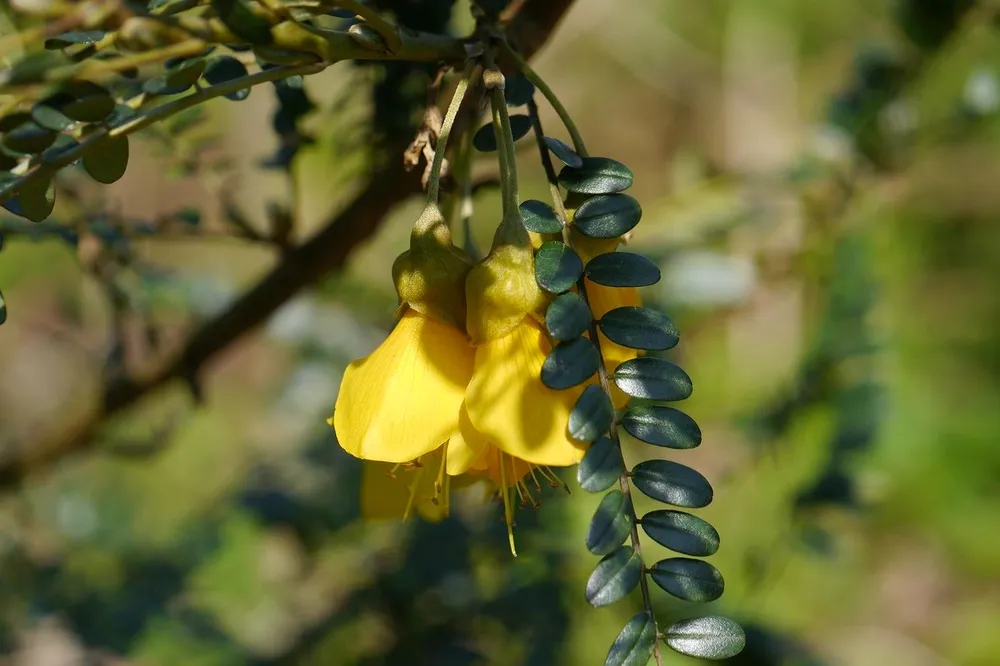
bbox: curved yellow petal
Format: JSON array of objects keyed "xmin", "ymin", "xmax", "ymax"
[
  {"xmin": 586, "ymin": 280, "xmax": 642, "ymax": 409},
  {"xmin": 331, "ymin": 311, "xmax": 473, "ymax": 463},
  {"xmin": 464, "ymin": 319, "xmax": 587, "ymax": 466},
  {"xmin": 446, "ymin": 403, "xmax": 490, "ymax": 476}
]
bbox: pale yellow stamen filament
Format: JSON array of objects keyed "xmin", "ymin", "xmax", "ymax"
[
  {"xmin": 431, "ymin": 442, "xmax": 448, "ymax": 505},
  {"xmin": 528, "ymin": 468, "xmax": 544, "ymax": 492},
  {"xmin": 499, "ymin": 453, "xmax": 517, "ymax": 557},
  {"xmin": 403, "ymin": 465, "xmax": 426, "ymax": 521}
]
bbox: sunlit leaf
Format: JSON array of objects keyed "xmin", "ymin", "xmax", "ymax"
[
  {"xmin": 559, "ymin": 157, "xmax": 633, "ymax": 194},
  {"xmin": 641, "ymin": 510, "xmax": 720, "ymax": 556},
  {"xmin": 622, "ymin": 405, "xmax": 700, "ymax": 449},
  {"xmin": 535, "ymin": 241, "xmax": 583, "ymax": 293},
  {"xmin": 585, "ymin": 546, "xmax": 642, "ymax": 607},
  {"xmin": 631, "ymin": 460, "xmax": 713, "ymax": 508},
  {"xmin": 574, "ymin": 194, "xmax": 642, "ymax": 239},
  {"xmin": 544, "ymin": 136, "xmax": 583, "ymax": 168},
  {"xmin": 663, "ymin": 616, "xmax": 745, "ymax": 660},
  {"xmin": 599, "ymin": 306, "xmax": 678, "ymax": 351},
  {"xmin": 569, "ymin": 385, "xmax": 614, "ymax": 442},
  {"xmin": 44, "ymin": 31, "xmax": 106, "ymax": 50},
  {"xmin": 587, "ymin": 489, "xmax": 633, "ymax": 556},
  {"xmin": 613, "ymin": 358, "xmax": 692, "ymax": 401},
  {"xmin": 649, "ymin": 557, "xmax": 724, "ymax": 602},
  {"xmin": 546, "ymin": 291, "xmax": 592, "ymax": 341},
  {"xmin": 520, "ymin": 199, "xmax": 563, "ymax": 233},
  {"xmin": 577, "ymin": 437, "xmax": 624, "ymax": 493},
  {"xmin": 605, "ymin": 612, "xmax": 657, "ymax": 666}
]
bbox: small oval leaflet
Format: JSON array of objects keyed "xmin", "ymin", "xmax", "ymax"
[
  {"xmin": 599, "ymin": 306, "xmax": 679, "ymax": 351},
  {"xmin": 31, "ymin": 102, "xmax": 74, "ymax": 131},
  {"xmin": 3, "ymin": 122, "xmax": 56, "ymax": 154},
  {"xmin": 569, "ymin": 385, "xmax": 614, "ymax": 442},
  {"xmin": 541, "ymin": 337, "xmax": 600, "ymax": 390},
  {"xmin": 577, "ymin": 437, "xmax": 624, "ymax": 493},
  {"xmin": 663, "ymin": 616, "xmax": 745, "ymax": 660},
  {"xmin": 585, "ymin": 546, "xmax": 643, "ymax": 607},
  {"xmin": 473, "ymin": 114, "xmax": 533, "ymax": 152},
  {"xmin": 631, "ymin": 459, "xmax": 713, "ymax": 508},
  {"xmin": 543, "ymin": 136, "xmax": 584, "ymax": 168},
  {"xmin": 605, "ymin": 611, "xmax": 657, "ymax": 666},
  {"xmin": 622, "ymin": 405, "xmax": 701, "ymax": 449},
  {"xmin": 650, "ymin": 558, "xmax": 725, "ymax": 603},
  {"xmin": 204, "ymin": 56, "xmax": 251, "ymax": 100},
  {"xmin": 587, "ymin": 490, "xmax": 633, "ymax": 556},
  {"xmin": 520, "ymin": 199, "xmax": 563, "ymax": 234},
  {"xmin": 211, "ymin": 0, "xmax": 274, "ymax": 44},
  {"xmin": 574, "ymin": 194, "xmax": 642, "ymax": 239},
  {"xmin": 585, "ymin": 252, "xmax": 661, "ymax": 288},
  {"xmin": 558, "ymin": 156, "xmax": 634, "ymax": 194},
  {"xmin": 83, "ymin": 136, "xmax": 129, "ymax": 184},
  {"xmin": 504, "ymin": 74, "xmax": 535, "ymax": 106},
  {"xmin": 3, "ymin": 178, "xmax": 56, "ymax": 223},
  {"xmin": 0, "ymin": 112, "xmax": 32, "ymax": 132},
  {"xmin": 534, "ymin": 241, "xmax": 583, "ymax": 293},
  {"xmin": 613, "ymin": 357, "xmax": 693, "ymax": 402},
  {"xmin": 546, "ymin": 291, "xmax": 592, "ymax": 341},
  {"xmin": 641, "ymin": 510, "xmax": 720, "ymax": 557},
  {"xmin": 62, "ymin": 95, "xmax": 116, "ymax": 122},
  {"xmin": 44, "ymin": 30, "xmax": 106, "ymax": 50},
  {"xmin": 0, "ymin": 289, "xmax": 6, "ymax": 325}
]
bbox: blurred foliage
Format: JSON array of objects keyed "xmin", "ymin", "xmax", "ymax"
[{"xmin": 1, "ymin": 0, "xmax": 1000, "ymax": 665}]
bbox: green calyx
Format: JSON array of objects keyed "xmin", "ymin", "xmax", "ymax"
[
  {"xmin": 392, "ymin": 203, "xmax": 474, "ymax": 329},
  {"xmin": 466, "ymin": 217, "xmax": 547, "ymax": 344}
]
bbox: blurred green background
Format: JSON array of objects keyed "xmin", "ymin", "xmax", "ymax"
[{"xmin": 2, "ymin": 0, "xmax": 999, "ymax": 664}]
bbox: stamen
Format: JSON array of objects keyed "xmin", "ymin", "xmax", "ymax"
[
  {"xmin": 499, "ymin": 452, "xmax": 517, "ymax": 557},
  {"xmin": 389, "ymin": 463, "xmax": 403, "ymax": 479},
  {"xmin": 537, "ymin": 466, "xmax": 562, "ymax": 488},
  {"xmin": 431, "ymin": 442, "xmax": 448, "ymax": 505},
  {"xmin": 541, "ymin": 466, "xmax": 571, "ymax": 494},
  {"xmin": 443, "ymin": 471, "xmax": 451, "ymax": 517},
  {"xmin": 403, "ymin": 466, "xmax": 426, "ymax": 520},
  {"xmin": 528, "ymin": 467, "xmax": 544, "ymax": 492}
]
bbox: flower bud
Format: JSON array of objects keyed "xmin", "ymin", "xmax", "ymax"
[
  {"xmin": 466, "ymin": 239, "xmax": 547, "ymax": 344},
  {"xmin": 392, "ymin": 204, "xmax": 473, "ymax": 329}
]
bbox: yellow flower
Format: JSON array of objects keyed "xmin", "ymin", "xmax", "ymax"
[{"xmin": 330, "ymin": 309, "xmax": 474, "ymax": 463}]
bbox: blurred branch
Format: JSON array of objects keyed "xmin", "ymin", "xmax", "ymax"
[{"xmin": 0, "ymin": 0, "xmax": 578, "ymax": 491}]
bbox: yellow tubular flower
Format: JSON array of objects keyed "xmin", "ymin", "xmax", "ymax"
[{"xmin": 330, "ymin": 309, "xmax": 474, "ymax": 463}]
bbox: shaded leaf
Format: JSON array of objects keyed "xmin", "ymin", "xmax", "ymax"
[
  {"xmin": 83, "ymin": 136, "xmax": 129, "ymax": 184},
  {"xmin": 106, "ymin": 104, "xmax": 138, "ymax": 128},
  {"xmin": 569, "ymin": 385, "xmax": 614, "ymax": 442},
  {"xmin": 211, "ymin": 0, "xmax": 274, "ymax": 44},
  {"xmin": 605, "ymin": 612, "xmax": 657, "ymax": 666},
  {"xmin": 650, "ymin": 558, "xmax": 725, "ymax": 602},
  {"xmin": 559, "ymin": 157, "xmax": 633, "ymax": 194},
  {"xmin": 588, "ymin": 489, "xmax": 633, "ymax": 556},
  {"xmin": 1, "ymin": 52, "xmax": 71, "ymax": 86},
  {"xmin": 62, "ymin": 95, "xmax": 116, "ymax": 122},
  {"xmin": 3, "ymin": 122, "xmax": 56, "ymax": 154},
  {"xmin": 574, "ymin": 194, "xmax": 642, "ymax": 239},
  {"xmin": 45, "ymin": 30, "xmax": 106, "ymax": 50},
  {"xmin": 585, "ymin": 252, "xmax": 661, "ymax": 287},
  {"xmin": 546, "ymin": 291, "xmax": 592, "ymax": 341},
  {"xmin": 577, "ymin": 437, "xmax": 624, "ymax": 493},
  {"xmin": 473, "ymin": 114, "xmax": 533, "ymax": 151},
  {"xmin": 3, "ymin": 178, "xmax": 56, "ymax": 222},
  {"xmin": 641, "ymin": 510, "xmax": 720, "ymax": 556},
  {"xmin": 622, "ymin": 405, "xmax": 701, "ymax": 449},
  {"xmin": 599, "ymin": 306, "xmax": 678, "ymax": 351},
  {"xmin": 504, "ymin": 75, "xmax": 535, "ymax": 106},
  {"xmin": 0, "ymin": 289, "xmax": 5, "ymax": 325},
  {"xmin": 585, "ymin": 546, "xmax": 642, "ymax": 607},
  {"xmin": 520, "ymin": 199, "xmax": 562, "ymax": 233},
  {"xmin": 41, "ymin": 135, "xmax": 80, "ymax": 162},
  {"xmin": 544, "ymin": 136, "xmax": 583, "ymax": 168},
  {"xmin": 535, "ymin": 241, "xmax": 583, "ymax": 293},
  {"xmin": 631, "ymin": 460, "xmax": 713, "ymax": 508},
  {"xmin": 613, "ymin": 357, "xmax": 693, "ymax": 401},
  {"xmin": 0, "ymin": 113, "xmax": 32, "ymax": 132},
  {"xmin": 31, "ymin": 102, "xmax": 75, "ymax": 131},
  {"xmin": 204, "ymin": 55, "xmax": 251, "ymax": 100},
  {"xmin": 541, "ymin": 337, "xmax": 600, "ymax": 390},
  {"xmin": 663, "ymin": 616, "xmax": 745, "ymax": 660}
]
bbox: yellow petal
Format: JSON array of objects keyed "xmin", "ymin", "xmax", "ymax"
[
  {"xmin": 359, "ymin": 459, "xmax": 447, "ymax": 522},
  {"xmin": 586, "ymin": 280, "xmax": 642, "ymax": 409},
  {"xmin": 331, "ymin": 311, "xmax": 473, "ymax": 463},
  {"xmin": 446, "ymin": 403, "xmax": 490, "ymax": 476},
  {"xmin": 464, "ymin": 319, "xmax": 587, "ymax": 466}
]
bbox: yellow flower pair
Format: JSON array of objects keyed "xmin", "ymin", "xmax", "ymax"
[{"xmin": 328, "ymin": 202, "xmax": 638, "ymax": 551}]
